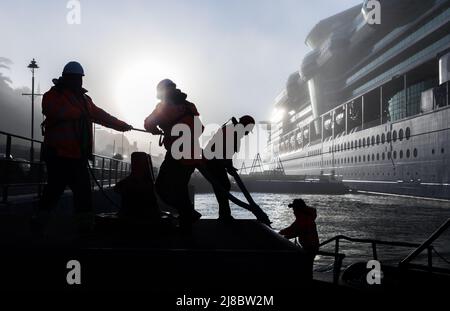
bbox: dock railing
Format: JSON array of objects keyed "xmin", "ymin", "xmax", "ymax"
[
  {"xmin": 0, "ymin": 130, "xmax": 131, "ymax": 204},
  {"xmin": 315, "ymin": 236, "xmax": 422, "ymax": 284},
  {"xmin": 400, "ymin": 218, "xmax": 450, "ymax": 273},
  {"xmin": 316, "ymin": 218, "xmax": 450, "ymax": 284}
]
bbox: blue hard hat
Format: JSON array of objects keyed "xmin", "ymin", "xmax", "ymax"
[{"xmin": 62, "ymin": 61, "xmax": 85, "ymax": 76}]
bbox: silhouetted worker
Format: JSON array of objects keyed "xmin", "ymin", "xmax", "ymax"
[
  {"xmin": 279, "ymin": 199, "xmax": 319, "ymax": 277},
  {"xmin": 144, "ymin": 79, "xmax": 202, "ymax": 228},
  {"xmin": 32, "ymin": 61, "xmax": 132, "ymax": 235},
  {"xmin": 204, "ymin": 116, "xmax": 255, "ymax": 221},
  {"xmin": 114, "ymin": 152, "xmax": 160, "ymax": 220},
  {"xmin": 279, "ymin": 199, "xmax": 319, "ymax": 252}
]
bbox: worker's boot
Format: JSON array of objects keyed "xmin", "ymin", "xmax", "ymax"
[
  {"xmin": 218, "ymin": 203, "xmax": 234, "ymax": 223},
  {"xmin": 191, "ymin": 209, "xmax": 202, "ymax": 223},
  {"xmin": 177, "ymin": 209, "xmax": 202, "ymax": 233}
]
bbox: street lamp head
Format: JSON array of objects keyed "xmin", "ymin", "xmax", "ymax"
[{"xmin": 27, "ymin": 58, "xmax": 39, "ymax": 71}]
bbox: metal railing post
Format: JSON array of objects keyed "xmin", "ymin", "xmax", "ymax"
[
  {"xmin": 37, "ymin": 143, "xmax": 44, "ymax": 198},
  {"xmin": 115, "ymin": 160, "xmax": 119, "ymax": 184},
  {"xmin": 372, "ymin": 242, "xmax": 378, "ymax": 260},
  {"xmin": 2, "ymin": 135, "xmax": 12, "ymax": 203},
  {"xmin": 334, "ymin": 238, "xmax": 340, "ymax": 257},
  {"xmin": 5, "ymin": 135, "xmax": 11, "ymax": 158},
  {"xmin": 427, "ymin": 246, "xmax": 433, "ymax": 272},
  {"xmin": 90, "ymin": 157, "xmax": 95, "ymax": 190},
  {"xmin": 109, "ymin": 159, "xmax": 112, "ymax": 187},
  {"xmin": 101, "ymin": 158, "xmax": 105, "ymax": 188},
  {"xmin": 333, "ymin": 238, "xmax": 341, "ymax": 284}
]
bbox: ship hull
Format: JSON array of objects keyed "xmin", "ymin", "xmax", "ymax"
[{"xmin": 279, "ymin": 106, "xmax": 450, "ymax": 199}]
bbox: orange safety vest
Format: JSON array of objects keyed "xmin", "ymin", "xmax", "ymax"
[
  {"xmin": 41, "ymin": 86, "xmax": 128, "ymax": 159},
  {"xmin": 279, "ymin": 207, "xmax": 319, "ymax": 252}
]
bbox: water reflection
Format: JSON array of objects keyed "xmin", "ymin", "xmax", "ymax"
[{"xmin": 195, "ymin": 192, "xmax": 450, "ymax": 269}]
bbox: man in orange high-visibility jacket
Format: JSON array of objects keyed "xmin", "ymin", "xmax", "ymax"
[
  {"xmin": 144, "ymin": 79, "xmax": 203, "ymax": 228},
  {"xmin": 279, "ymin": 198, "xmax": 319, "ymax": 278},
  {"xmin": 32, "ymin": 61, "xmax": 132, "ymax": 235}
]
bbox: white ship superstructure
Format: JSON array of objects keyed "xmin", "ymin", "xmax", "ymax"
[{"xmin": 268, "ymin": 0, "xmax": 450, "ymax": 198}]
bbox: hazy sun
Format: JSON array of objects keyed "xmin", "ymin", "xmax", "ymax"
[{"xmin": 114, "ymin": 59, "xmax": 186, "ymax": 129}]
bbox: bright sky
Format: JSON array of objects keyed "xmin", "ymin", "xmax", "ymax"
[{"xmin": 0, "ymin": 0, "xmax": 361, "ymax": 155}]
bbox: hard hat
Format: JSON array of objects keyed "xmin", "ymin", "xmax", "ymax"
[
  {"xmin": 157, "ymin": 79, "xmax": 176, "ymax": 92},
  {"xmin": 288, "ymin": 198, "xmax": 307, "ymax": 209},
  {"xmin": 62, "ymin": 61, "xmax": 85, "ymax": 76},
  {"xmin": 239, "ymin": 115, "xmax": 255, "ymax": 127},
  {"xmin": 156, "ymin": 79, "xmax": 176, "ymax": 100}
]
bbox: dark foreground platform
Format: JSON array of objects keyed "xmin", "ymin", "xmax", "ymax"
[{"xmin": 0, "ymin": 217, "xmax": 317, "ymax": 292}]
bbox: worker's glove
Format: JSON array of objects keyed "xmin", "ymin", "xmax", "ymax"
[
  {"xmin": 119, "ymin": 123, "xmax": 133, "ymax": 132},
  {"xmin": 149, "ymin": 127, "xmax": 164, "ymax": 135}
]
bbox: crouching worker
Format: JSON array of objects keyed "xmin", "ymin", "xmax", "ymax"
[
  {"xmin": 279, "ymin": 199, "xmax": 319, "ymax": 277},
  {"xmin": 114, "ymin": 152, "xmax": 160, "ymax": 221}
]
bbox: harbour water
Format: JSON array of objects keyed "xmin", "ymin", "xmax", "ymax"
[{"xmin": 195, "ymin": 192, "xmax": 450, "ymax": 271}]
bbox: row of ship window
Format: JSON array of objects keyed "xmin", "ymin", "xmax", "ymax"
[
  {"xmin": 329, "ymin": 127, "xmax": 411, "ymax": 154},
  {"xmin": 280, "ymin": 127, "xmax": 412, "ymax": 154},
  {"xmin": 322, "ymin": 149, "xmax": 417, "ymax": 166},
  {"xmin": 303, "ymin": 147, "xmax": 445, "ymax": 168},
  {"xmin": 342, "ymin": 171, "xmax": 419, "ymax": 177}
]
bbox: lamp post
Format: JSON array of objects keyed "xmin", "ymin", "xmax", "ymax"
[{"xmin": 22, "ymin": 59, "xmax": 42, "ymax": 162}]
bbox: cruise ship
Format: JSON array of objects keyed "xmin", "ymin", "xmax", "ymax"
[{"xmin": 267, "ymin": 0, "xmax": 450, "ymax": 199}]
